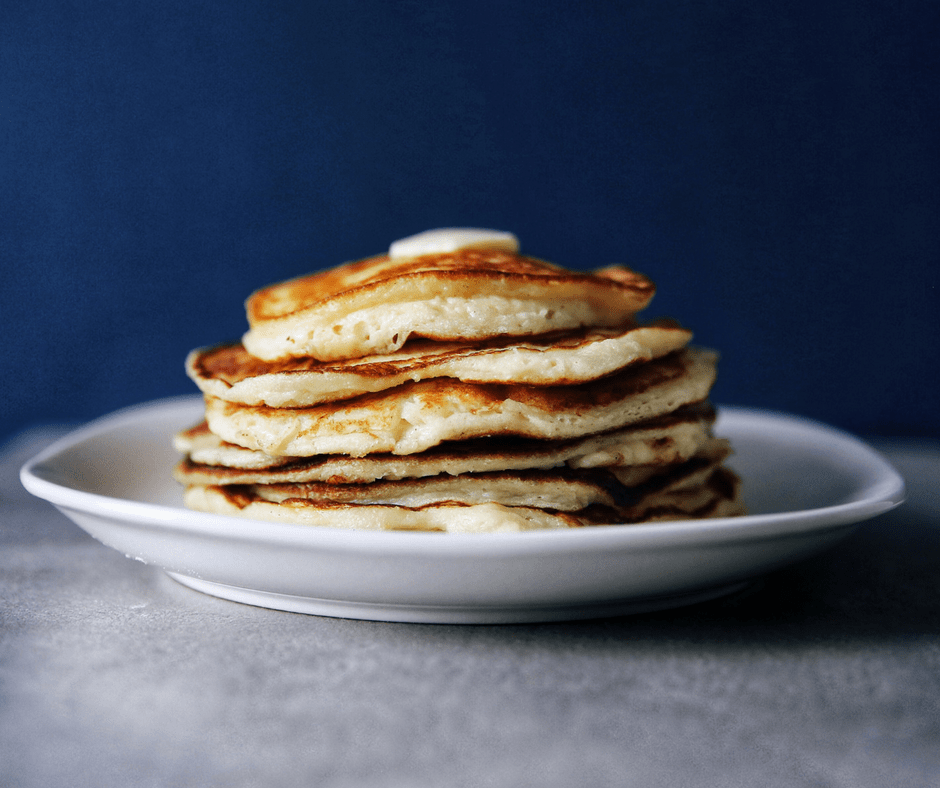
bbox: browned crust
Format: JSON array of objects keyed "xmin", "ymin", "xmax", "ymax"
[
  {"xmin": 173, "ymin": 402, "xmax": 717, "ymax": 485},
  {"xmin": 190, "ymin": 319, "xmax": 688, "ymax": 387},
  {"xmin": 212, "ymin": 348, "xmax": 712, "ymax": 422},
  {"xmin": 191, "ymin": 464, "xmax": 743, "ymax": 527},
  {"xmin": 246, "ymin": 250, "xmax": 655, "ymax": 325}
]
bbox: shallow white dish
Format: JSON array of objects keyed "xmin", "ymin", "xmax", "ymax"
[{"xmin": 21, "ymin": 396, "xmax": 905, "ymax": 623}]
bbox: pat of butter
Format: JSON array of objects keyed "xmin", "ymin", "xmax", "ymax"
[{"xmin": 389, "ymin": 228, "xmax": 519, "ymax": 259}]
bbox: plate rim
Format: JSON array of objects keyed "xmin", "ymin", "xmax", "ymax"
[{"xmin": 19, "ymin": 395, "xmax": 907, "ymax": 556}]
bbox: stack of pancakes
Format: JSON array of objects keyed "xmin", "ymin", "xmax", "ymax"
[{"xmin": 174, "ymin": 229, "xmax": 743, "ymax": 533}]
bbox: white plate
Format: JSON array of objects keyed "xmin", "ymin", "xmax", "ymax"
[{"xmin": 21, "ymin": 396, "xmax": 905, "ymax": 624}]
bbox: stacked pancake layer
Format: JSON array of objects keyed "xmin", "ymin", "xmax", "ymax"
[{"xmin": 175, "ymin": 230, "xmax": 744, "ymax": 533}]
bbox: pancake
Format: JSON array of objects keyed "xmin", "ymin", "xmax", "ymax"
[
  {"xmin": 174, "ymin": 403, "xmax": 718, "ymax": 485},
  {"xmin": 184, "ymin": 488, "xmax": 590, "ymax": 531},
  {"xmin": 176, "ymin": 228, "xmax": 744, "ymax": 531},
  {"xmin": 247, "ymin": 470, "xmax": 628, "ymax": 511},
  {"xmin": 202, "ymin": 348, "xmax": 718, "ymax": 458},
  {"xmin": 173, "ymin": 422, "xmax": 294, "ymax": 470},
  {"xmin": 182, "ymin": 466, "xmax": 743, "ymax": 533},
  {"xmin": 609, "ymin": 434, "xmax": 732, "ymax": 487},
  {"xmin": 242, "ymin": 248, "xmax": 656, "ymax": 362},
  {"xmin": 189, "ymin": 320, "xmax": 692, "ymax": 408},
  {"xmin": 233, "ymin": 438, "xmax": 731, "ymax": 509}
]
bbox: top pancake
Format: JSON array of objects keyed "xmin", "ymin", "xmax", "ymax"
[{"xmin": 242, "ymin": 248, "xmax": 656, "ymax": 362}]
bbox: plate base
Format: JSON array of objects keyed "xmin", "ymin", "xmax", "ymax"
[
  {"xmin": 21, "ymin": 398, "xmax": 905, "ymax": 624},
  {"xmin": 166, "ymin": 572, "xmax": 753, "ymax": 624}
]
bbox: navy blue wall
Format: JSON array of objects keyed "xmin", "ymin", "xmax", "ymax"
[{"xmin": 2, "ymin": 0, "xmax": 938, "ymax": 441}]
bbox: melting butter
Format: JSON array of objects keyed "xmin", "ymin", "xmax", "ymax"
[{"xmin": 389, "ymin": 228, "xmax": 519, "ymax": 259}]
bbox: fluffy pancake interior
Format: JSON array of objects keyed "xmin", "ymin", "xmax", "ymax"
[
  {"xmin": 242, "ymin": 249, "xmax": 656, "ymax": 362},
  {"xmin": 202, "ymin": 348, "xmax": 718, "ymax": 458}
]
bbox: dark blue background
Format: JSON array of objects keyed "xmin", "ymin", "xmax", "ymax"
[{"xmin": 2, "ymin": 0, "xmax": 938, "ymax": 442}]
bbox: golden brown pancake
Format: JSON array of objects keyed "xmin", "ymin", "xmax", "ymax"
[
  {"xmin": 202, "ymin": 348, "xmax": 718, "ymax": 458},
  {"xmin": 174, "ymin": 403, "xmax": 718, "ymax": 485},
  {"xmin": 189, "ymin": 320, "xmax": 692, "ymax": 408},
  {"xmin": 242, "ymin": 248, "xmax": 656, "ymax": 362},
  {"xmin": 234, "ymin": 439, "xmax": 731, "ymax": 509},
  {"xmin": 182, "ymin": 465, "xmax": 743, "ymax": 533},
  {"xmin": 176, "ymin": 229, "xmax": 744, "ymax": 531}
]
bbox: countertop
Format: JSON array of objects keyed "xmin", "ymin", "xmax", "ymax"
[{"xmin": 2, "ymin": 425, "xmax": 938, "ymax": 788}]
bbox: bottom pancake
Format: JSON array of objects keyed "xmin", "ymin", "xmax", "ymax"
[
  {"xmin": 181, "ymin": 448, "xmax": 744, "ymax": 533},
  {"xmin": 183, "ymin": 469, "xmax": 743, "ymax": 533}
]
